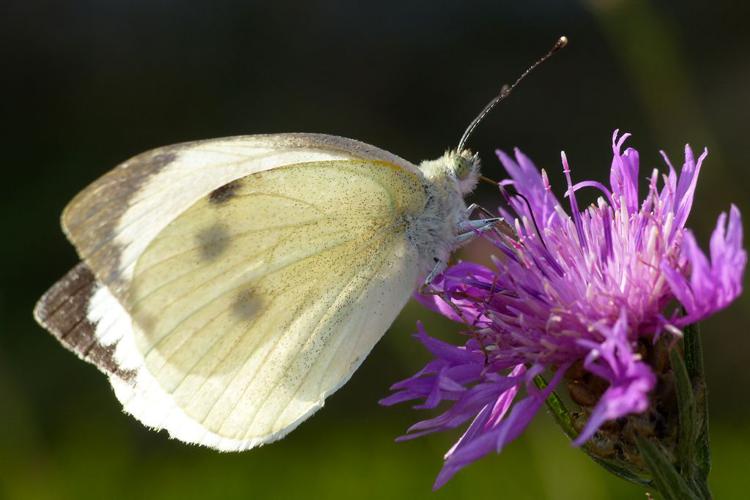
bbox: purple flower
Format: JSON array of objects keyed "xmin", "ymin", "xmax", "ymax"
[{"xmin": 381, "ymin": 131, "xmax": 745, "ymax": 488}]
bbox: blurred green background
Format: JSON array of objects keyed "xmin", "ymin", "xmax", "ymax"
[{"xmin": 2, "ymin": 1, "xmax": 749, "ymax": 498}]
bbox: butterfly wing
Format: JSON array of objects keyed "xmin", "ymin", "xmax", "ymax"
[
  {"xmin": 60, "ymin": 133, "xmax": 421, "ymax": 300},
  {"xmin": 35, "ymin": 135, "xmax": 427, "ymax": 449}
]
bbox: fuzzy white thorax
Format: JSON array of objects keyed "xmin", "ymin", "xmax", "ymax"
[{"xmin": 409, "ymin": 149, "xmax": 481, "ymax": 276}]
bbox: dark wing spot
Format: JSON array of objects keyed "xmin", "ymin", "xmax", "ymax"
[
  {"xmin": 232, "ymin": 288, "xmax": 263, "ymax": 321},
  {"xmin": 209, "ymin": 179, "xmax": 243, "ymax": 205},
  {"xmin": 196, "ymin": 225, "xmax": 230, "ymax": 260}
]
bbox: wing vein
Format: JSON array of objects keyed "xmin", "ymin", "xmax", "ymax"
[
  {"xmin": 131, "ymin": 217, "xmax": 333, "ymax": 288},
  {"xmin": 134, "ymin": 226, "xmax": 358, "ymax": 358},
  {"xmin": 254, "ymin": 238, "xmax": 396, "ymax": 436},
  {"xmin": 200, "ymin": 225, "xmax": 401, "ymax": 435},
  {"xmin": 165, "ymin": 283, "xmax": 324, "ymax": 403}
]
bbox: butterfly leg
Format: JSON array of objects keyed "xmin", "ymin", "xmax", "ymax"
[
  {"xmin": 455, "ymin": 218, "xmax": 503, "ymax": 244},
  {"xmin": 417, "ymin": 251, "xmax": 499, "ymax": 366},
  {"xmin": 417, "ymin": 204, "xmax": 512, "ymax": 320},
  {"xmin": 422, "ymin": 263, "xmax": 443, "ymax": 288},
  {"xmin": 420, "ymin": 211, "xmax": 502, "ymax": 289},
  {"xmin": 418, "ymin": 234, "xmax": 486, "ymax": 323},
  {"xmin": 464, "ymin": 203, "xmax": 516, "ymax": 240},
  {"xmin": 418, "ymin": 271, "xmax": 472, "ymax": 326},
  {"xmin": 466, "ymin": 203, "xmax": 505, "ymax": 220},
  {"xmin": 418, "ymin": 259, "xmax": 463, "ymax": 316}
]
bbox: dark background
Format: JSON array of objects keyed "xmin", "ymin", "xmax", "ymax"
[{"xmin": 2, "ymin": 1, "xmax": 749, "ymax": 498}]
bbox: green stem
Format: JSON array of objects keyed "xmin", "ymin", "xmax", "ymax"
[{"xmin": 636, "ymin": 327, "xmax": 712, "ymax": 500}]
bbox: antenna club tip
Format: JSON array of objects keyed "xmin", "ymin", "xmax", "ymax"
[{"xmin": 556, "ymin": 36, "xmax": 569, "ymax": 49}]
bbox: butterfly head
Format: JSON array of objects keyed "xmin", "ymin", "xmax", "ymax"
[{"xmin": 450, "ymin": 149, "xmax": 481, "ymax": 195}]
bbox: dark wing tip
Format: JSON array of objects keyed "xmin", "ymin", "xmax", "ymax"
[{"xmin": 34, "ymin": 262, "xmax": 135, "ymax": 382}]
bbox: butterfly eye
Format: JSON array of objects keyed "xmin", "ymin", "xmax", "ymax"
[
  {"xmin": 453, "ymin": 151, "xmax": 480, "ymax": 182},
  {"xmin": 454, "ymin": 156, "xmax": 472, "ymax": 180}
]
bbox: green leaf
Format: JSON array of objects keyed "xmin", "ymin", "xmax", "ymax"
[
  {"xmin": 587, "ymin": 454, "xmax": 653, "ymax": 488},
  {"xmin": 635, "ymin": 437, "xmax": 700, "ymax": 500},
  {"xmin": 670, "ymin": 345, "xmax": 697, "ymax": 478},
  {"xmin": 683, "ymin": 322, "xmax": 711, "ymax": 481},
  {"xmin": 683, "ymin": 322, "xmax": 705, "ymax": 380}
]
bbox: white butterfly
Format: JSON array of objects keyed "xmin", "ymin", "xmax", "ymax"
[{"xmin": 34, "ymin": 38, "xmax": 566, "ymax": 451}]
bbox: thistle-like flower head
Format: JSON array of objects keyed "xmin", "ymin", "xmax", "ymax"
[{"xmin": 381, "ymin": 131, "xmax": 745, "ymax": 488}]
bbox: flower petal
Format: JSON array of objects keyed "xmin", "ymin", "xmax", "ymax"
[
  {"xmin": 665, "ymin": 205, "xmax": 746, "ymax": 325},
  {"xmin": 496, "ymin": 148, "xmax": 562, "ymax": 226},
  {"xmin": 610, "ymin": 131, "xmax": 640, "ymax": 214},
  {"xmin": 574, "ymin": 313, "xmax": 656, "ymax": 445},
  {"xmin": 433, "ymin": 365, "xmax": 568, "ymax": 489}
]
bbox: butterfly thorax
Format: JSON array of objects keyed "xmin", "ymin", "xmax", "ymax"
[{"xmin": 410, "ymin": 149, "xmax": 481, "ymax": 276}]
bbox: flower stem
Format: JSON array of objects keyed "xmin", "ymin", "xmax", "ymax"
[{"xmin": 636, "ymin": 324, "xmax": 712, "ymax": 500}]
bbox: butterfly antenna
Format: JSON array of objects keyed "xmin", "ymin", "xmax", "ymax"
[{"xmin": 457, "ymin": 36, "xmax": 568, "ymax": 153}]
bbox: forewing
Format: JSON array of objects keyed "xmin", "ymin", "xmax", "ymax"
[{"xmin": 60, "ymin": 134, "xmax": 420, "ymax": 301}]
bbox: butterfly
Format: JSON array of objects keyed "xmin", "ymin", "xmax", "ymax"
[{"xmin": 33, "ymin": 37, "xmax": 566, "ymax": 451}]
